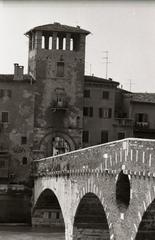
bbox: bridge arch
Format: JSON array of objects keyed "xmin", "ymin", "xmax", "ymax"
[
  {"xmin": 32, "ymin": 188, "xmax": 65, "ymax": 232},
  {"xmin": 73, "ymin": 188, "xmax": 112, "ymax": 240},
  {"xmin": 135, "ymin": 196, "xmax": 155, "ymax": 240},
  {"xmin": 116, "ymin": 170, "xmax": 131, "ymax": 212}
]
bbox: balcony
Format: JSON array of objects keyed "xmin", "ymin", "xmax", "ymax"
[
  {"xmin": 51, "ymin": 99, "xmax": 68, "ymax": 111},
  {"xmin": 113, "ymin": 118, "xmax": 133, "ymax": 128},
  {"xmin": 135, "ymin": 121, "xmax": 149, "ymax": 129}
]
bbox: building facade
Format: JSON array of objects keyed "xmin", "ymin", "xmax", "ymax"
[{"xmin": 0, "ymin": 22, "xmax": 155, "ymax": 223}]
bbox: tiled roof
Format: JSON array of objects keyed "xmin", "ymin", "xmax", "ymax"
[
  {"xmin": 25, "ymin": 22, "xmax": 90, "ymax": 35},
  {"xmin": 0, "ymin": 74, "xmax": 34, "ymax": 83},
  {"xmin": 84, "ymin": 75, "xmax": 119, "ymax": 86},
  {"xmin": 131, "ymin": 93, "xmax": 155, "ymax": 104}
]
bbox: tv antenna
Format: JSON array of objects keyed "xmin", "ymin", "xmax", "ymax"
[{"xmin": 102, "ymin": 51, "xmax": 111, "ymax": 79}]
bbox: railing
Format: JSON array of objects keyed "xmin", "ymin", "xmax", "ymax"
[
  {"xmin": 33, "ymin": 138, "xmax": 155, "ymax": 178},
  {"xmin": 51, "ymin": 100, "xmax": 68, "ymax": 111},
  {"xmin": 135, "ymin": 121, "xmax": 149, "ymax": 129},
  {"xmin": 113, "ymin": 118, "xmax": 133, "ymax": 127}
]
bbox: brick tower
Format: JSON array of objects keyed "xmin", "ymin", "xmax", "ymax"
[{"xmin": 25, "ymin": 22, "xmax": 90, "ymax": 157}]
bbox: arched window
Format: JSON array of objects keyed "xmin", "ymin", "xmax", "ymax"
[
  {"xmin": 41, "ymin": 36, "xmax": 45, "ymax": 49},
  {"xmin": 49, "ymin": 36, "xmax": 52, "ymax": 50},
  {"xmin": 116, "ymin": 170, "xmax": 130, "ymax": 211},
  {"xmin": 52, "ymin": 136, "xmax": 70, "ymax": 156}
]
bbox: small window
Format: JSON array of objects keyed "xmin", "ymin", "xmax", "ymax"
[
  {"xmin": 101, "ymin": 130, "xmax": 108, "ymax": 143},
  {"xmin": 83, "ymin": 107, "xmax": 93, "ymax": 117},
  {"xmin": 99, "ymin": 108, "xmax": 112, "ymax": 119},
  {"xmin": 22, "ymin": 157, "xmax": 27, "ymax": 165},
  {"xmin": 135, "ymin": 113, "xmax": 148, "ymax": 122},
  {"xmin": 2, "ymin": 112, "xmax": 8, "ymax": 123},
  {"xmin": 82, "ymin": 131, "xmax": 89, "ymax": 143},
  {"xmin": 0, "ymin": 90, "xmax": 4, "ymax": 98},
  {"xmin": 0, "ymin": 160, "xmax": 5, "ymax": 168},
  {"xmin": 102, "ymin": 91, "xmax": 109, "ymax": 99},
  {"xmin": 21, "ymin": 136, "xmax": 27, "ymax": 145},
  {"xmin": 84, "ymin": 89, "xmax": 90, "ymax": 98},
  {"xmin": 7, "ymin": 90, "xmax": 12, "ymax": 98},
  {"xmin": 56, "ymin": 62, "xmax": 64, "ymax": 77}
]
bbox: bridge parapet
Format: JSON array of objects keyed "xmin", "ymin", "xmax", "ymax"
[{"xmin": 33, "ymin": 138, "xmax": 155, "ymax": 178}]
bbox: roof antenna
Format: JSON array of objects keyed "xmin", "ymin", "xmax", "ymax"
[{"xmin": 102, "ymin": 51, "xmax": 111, "ymax": 79}]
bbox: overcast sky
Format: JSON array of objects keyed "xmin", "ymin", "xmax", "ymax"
[{"xmin": 0, "ymin": 0, "xmax": 155, "ymax": 92}]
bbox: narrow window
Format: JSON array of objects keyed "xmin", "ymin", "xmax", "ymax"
[
  {"xmin": 21, "ymin": 136, "xmax": 27, "ymax": 145},
  {"xmin": 99, "ymin": 108, "xmax": 102, "ymax": 118},
  {"xmin": 56, "ymin": 62, "xmax": 64, "ymax": 77},
  {"xmin": 63, "ymin": 38, "xmax": 66, "ymax": 50},
  {"xmin": 49, "ymin": 36, "xmax": 52, "ymax": 50},
  {"xmin": 101, "ymin": 130, "xmax": 108, "ymax": 143},
  {"xmin": 2, "ymin": 112, "xmax": 8, "ymax": 123},
  {"xmin": 0, "ymin": 89, "xmax": 4, "ymax": 98},
  {"xmin": 84, "ymin": 89, "xmax": 90, "ymax": 98},
  {"xmin": 108, "ymin": 108, "xmax": 112, "ymax": 118},
  {"xmin": 102, "ymin": 91, "xmax": 109, "ymax": 99},
  {"xmin": 83, "ymin": 107, "xmax": 88, "ymax": 116},
  {"xmin": 41, "ymin": 36, "xmax": 45, "ymax": 49},
  {"xmin": 70, "ymin": 38, "xmax": 73, "ymax": 51},
  {"xmin": 89, "ymin": 107, "xmax": 93, "ymax": 117},
  {"xmin": 82, "ymin": 131, "xmax": 89, "ymax": 143},
  {"xmin": 7, "ymin": 90, "xmax": 12, "ymax": 98},
  {"xmin": 22, "ymin": 157, "xmax": 27, "ymax": 165},
  {"xmin": 56, "ymin": 37, "xmax": 59, "ymax": 50}
]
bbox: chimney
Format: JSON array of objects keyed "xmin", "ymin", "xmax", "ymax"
[{"xmin": 13, "ymin": 63, "xmax": 24, "ymax": 80}]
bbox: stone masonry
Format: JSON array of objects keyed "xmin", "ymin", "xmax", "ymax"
[{"xmin": 33, "ymin": 138, "xmax": 155, "ymax": 240}]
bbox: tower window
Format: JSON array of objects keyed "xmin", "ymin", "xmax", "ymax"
[
  {"xmin": 56, "ymin": 62, "xmax": 64, "ymax": 77},
  {"xmin": 42, "ymin": 36, "xmax": 45, "ymax": 49},
  {"xmin": 70, "ymin": 38, "xmax": 73, "ymax": 51},
  {"xmin": 2, "ymin": 112, "xmax": 8, "ymax": 123},
  {"xmin": 102, "ymin": 91, "xmax": 109, "ymax": 99}
]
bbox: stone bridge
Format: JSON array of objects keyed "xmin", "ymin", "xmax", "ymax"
[{"xmin": 33, "ymin": 138, "xmax": 155, "ymax": 240}]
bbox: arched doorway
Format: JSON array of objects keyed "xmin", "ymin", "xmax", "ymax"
[
  {"xmin": 32, "ymin": 189, "xmax": 65, "ymax": 233},
  {"xmin": 39, "ymin": 132, "xmax": 75, "ymax": 157},
  {"xmin": 116, "ymin": 170, "xmax": 130, "ymax": 212},
  {"xmin": 73, "ymin": 193, "xmax": 110, "ymax": 240},
  {"xmin": 135, "ymin": 198, "xmax": 155, "ymax": 240}
]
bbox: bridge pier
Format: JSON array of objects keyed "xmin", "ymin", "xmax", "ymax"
[{"xmin": 65, "ymin": 221, "xmax": 73, "ymax": 240}]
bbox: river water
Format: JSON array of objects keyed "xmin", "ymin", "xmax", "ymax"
[{"xmin": 0, "ymin": 226, "xmax": 65, "ymax": 240}]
